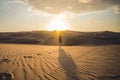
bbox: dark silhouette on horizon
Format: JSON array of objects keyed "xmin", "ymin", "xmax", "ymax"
[{"xmin": 58, "ymin": 31, "xmax": 62, "ymax": 46}]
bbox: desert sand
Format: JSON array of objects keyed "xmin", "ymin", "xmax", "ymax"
[
  {"xmin": 0, "ymin": 31, "xmax": 120, "ymax": 45},
  {"xmin": 0, "ymin": 43, "xmax": 120, "ymax": 80}
]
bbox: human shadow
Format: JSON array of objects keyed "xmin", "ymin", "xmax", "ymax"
[{"xmin": 58, "ymin": 47, "xmax": 80, "ymax": 80}]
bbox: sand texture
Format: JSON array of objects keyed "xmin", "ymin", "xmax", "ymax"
[{"xmin": 0, "ymin": 43, "xmax": 120, "ymax": 80}]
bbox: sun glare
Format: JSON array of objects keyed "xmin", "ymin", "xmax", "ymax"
[{"xmin": 48, "ymin": 14, "xmax": 69, "ymax": 31}]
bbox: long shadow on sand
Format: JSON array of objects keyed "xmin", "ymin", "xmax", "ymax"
[{"xmin": 58, "ymin": 46, "xmax": 80, "ymax": 80}]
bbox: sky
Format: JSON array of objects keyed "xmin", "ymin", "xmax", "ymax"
[{"xmin": 0, "ymin": 0, "xmax": 120, "ymax": 32}]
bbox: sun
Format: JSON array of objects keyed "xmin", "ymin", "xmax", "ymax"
[
  {"xmin": 49, "ymin": 19, "xmax": 68, "ymax": 31},
  {"xmin": 48, "ymin": 14, "xmax": 69, "ymax": 31}
]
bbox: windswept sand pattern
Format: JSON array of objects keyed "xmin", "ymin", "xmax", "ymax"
[{"xmin": 0, "ymin": 43, "xmax": 120, "ymax": 80}]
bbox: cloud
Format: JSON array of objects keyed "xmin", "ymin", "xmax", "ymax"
[
  {"xmin": 78, "ymin": 0, "xmax": 93, "ymax": 3},
  {"xmin": 113, "ymin": 5, "xmax": 120, "ymax": 13},
  {"xmin": 17, "ymin": 0, "xmax": 120, "ymax": 14}
]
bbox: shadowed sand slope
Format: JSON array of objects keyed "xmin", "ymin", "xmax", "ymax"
[
  {"xmin": 0, "ymin": 31, "xmax": 120, "ymax": 45},
  {"xmin": 0, "ymin": 43, "xmax": 120, "ymax": 80}
]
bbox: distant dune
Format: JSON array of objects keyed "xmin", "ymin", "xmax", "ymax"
[{"xmin": 0, "ymin": 31, "xmax": 120, "ymax": 45}]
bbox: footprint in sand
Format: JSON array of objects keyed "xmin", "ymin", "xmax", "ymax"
[
  {"xmin": 0, "ymin": 72, "xmax": 14, "ymax": 80},
  {"xmin": 0, "ymin": 58, "xmax": 12, "ymax": 63},
  {"xmin": 23, "ymin": 55, "xmax": 33, "ymax": 58},
  {"xmin": 37, "ymin": 53, "xmax": 42, "ymax": 56}
]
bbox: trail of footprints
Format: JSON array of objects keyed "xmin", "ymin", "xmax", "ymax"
[
  {"xmin": 0, "ymin": 45, "xmax": 120, "ymax": 80},
  {"xmin": 0, "ymin": 47, "xmax": 65, "ymax": 80}
]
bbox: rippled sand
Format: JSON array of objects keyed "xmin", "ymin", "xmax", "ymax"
[{"xmin": 0, "ymin": 43, "xmax": 120, "ymax": 80}]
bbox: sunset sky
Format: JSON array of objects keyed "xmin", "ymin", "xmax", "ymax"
[{"xmin": 0, "ymin": 0, "xmax": 120, "ymax": 32}]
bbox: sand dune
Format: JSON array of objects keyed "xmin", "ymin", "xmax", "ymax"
[
  {"xmin": 0, "ymin": 31, "xmax": 120, "ymax": 45},
  {"xmin": 0, "ymin": 43, "xmax": 120, "ymax": 80}
]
